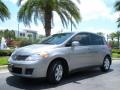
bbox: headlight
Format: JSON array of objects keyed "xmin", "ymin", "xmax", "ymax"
[
  {"xmin": 25, "ymin": 52, "xmax": 49, "ymax": 61},
  {"xmin": 25, "ymin": 54, "xmax": 41, "ymax": 61},
  {"xmin": 39, "ymin": 52, "xmax": 49, "ymax": 58}
]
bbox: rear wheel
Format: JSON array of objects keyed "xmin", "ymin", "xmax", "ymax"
[
  {"xmin": 100, "ymin": 56, "xmax": 111, "ymax": 72},
  {"xmin": 47, "ymin": 61, "xmax": 64, "ymax": 84}
]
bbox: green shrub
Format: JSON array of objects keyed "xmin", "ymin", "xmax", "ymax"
[
  {"xmin": 112, "ymin": 49, "xmax": 120, "ymax": 54},
  {"xmin": 19, "ymin": 39, "xmax": 32, "ymax": 47},
  {"xmin": 0, "ymin": 50, "xmax": 14, "ymax": 56}
]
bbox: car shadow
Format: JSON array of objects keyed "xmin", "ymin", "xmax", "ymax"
[{"xmin": 6, "ymin": 68, "xmax": 113, "ymax": 90}]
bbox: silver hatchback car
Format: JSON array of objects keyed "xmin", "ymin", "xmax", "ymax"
[{"xmin": 8, "ymin": 32, "xmax": 112, "ymax": 83}]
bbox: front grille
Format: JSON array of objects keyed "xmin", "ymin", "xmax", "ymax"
[
  {"xmin": 12, "ymin": 67, "xmax": 22, "ymax": 74},
  {"xmin": 12, "ymin": 55, "xmax": 28, "ymax": 60}
]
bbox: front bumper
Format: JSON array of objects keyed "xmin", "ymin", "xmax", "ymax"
[{"xmin": 8, "ymin": 58, "xmax": 48, "ymax": 78}]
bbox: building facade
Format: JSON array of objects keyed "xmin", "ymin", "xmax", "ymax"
[{"xmin": 15, "ymin": 29, "xmax": 38, "ymax": 40}]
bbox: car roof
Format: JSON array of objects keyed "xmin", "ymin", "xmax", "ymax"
[
  {"xmin": 56, "ymin": 32, "xmax": 104, "ymax": 38},
  {"xmin": 72, "ymin": 32, "xmax": 104, "ymax": 37}
]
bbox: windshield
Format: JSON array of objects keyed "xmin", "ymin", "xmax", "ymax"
[{"xmin": 40, "ymin": 33, "xmax": 73, "ymax": 45}]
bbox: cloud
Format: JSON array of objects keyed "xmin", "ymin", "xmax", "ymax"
[
  {"xmin": 72, "ymin": 0, "xmax": 113, "ymax": 21},
  {"xmin": 4, "ymin": 0, "xmax": 27, "ymax": 5},
  {"xmin": 10, "ymin": 0, "xmax": 17, "ymax": 4},
  {"xmin": 4, "ymin": 0, "xmax": 17, "ymax": 4},
  {"xmin": 109, "ymin": 11, "xmax": 120, "ymax": 21}
]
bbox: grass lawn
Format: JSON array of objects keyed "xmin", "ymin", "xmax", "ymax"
[
  {"xmin": 112, "ymin": 53, "xmax": 120, "ymax": 58},
  {"xmin": 0, "ymin": 56, "xmax": 9, "ymax": 66}
]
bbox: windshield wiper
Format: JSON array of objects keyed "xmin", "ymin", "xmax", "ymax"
[{"xmin": 41, "ymin": 42, "xmax": 53, "ymax": 44}]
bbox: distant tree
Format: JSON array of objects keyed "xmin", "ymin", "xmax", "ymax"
[
  {"xmin": 96, "ymin": 32, "xmax": 104, "ymax": 36},
  {"xmin": 9, "ymin": 30, "xmax": 16, "ymax": 39},
  {"xmin": 28, "ymin": 34, "xmax": 32, "ymax": 40},
  {"xmin": 0, "ymin": 0, "xmax": 10, "ymax": 21},
  {"xmin": 116, "ymin": 31, "xmax": 120, "ymax": 48},
  {"xmin": 4, "ymin": 29, "xmax": 9, "ymax": 38},
  {"xmin": 0, "ymin": 30, "xmax": 4, "ymax": 38},
  {"xmin": 109, "ymin": 32, "xmax": 116, "ymax": 48},
  {"xmin": 1, "ymin": 29, "xmax": 16, "ymax": 40}
]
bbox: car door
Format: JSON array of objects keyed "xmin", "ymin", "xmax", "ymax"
[
  {"xmin": 68, "ymin": 33, "xmax": 96, "ymax": 70},
  {"xmin": 89, "ymin": 34, "xmax": 104, "ymax": 65}
]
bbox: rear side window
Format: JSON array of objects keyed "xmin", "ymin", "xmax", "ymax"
[{"xmin": 90, "ymin": 34, "xmax": 104, "ymax": 45}]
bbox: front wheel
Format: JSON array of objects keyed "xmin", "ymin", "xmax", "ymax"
[
  {"xmin": 100, "ymin": 56, "xmax": 111, "ymax": 72},
  {"xmin": 47, "ymin": 61, "xmax": 64, "ymax": 84}
]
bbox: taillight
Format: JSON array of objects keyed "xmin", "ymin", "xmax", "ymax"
[{"xmin": 107, "ymin": 44, "xmax": 111, "ymax": 49}]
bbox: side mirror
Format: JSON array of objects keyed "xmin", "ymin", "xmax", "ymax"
[{"xmin": 72, "ymin": 41, "xmax": 80, "ymax": 47}]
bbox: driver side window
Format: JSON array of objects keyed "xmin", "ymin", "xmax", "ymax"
[
  {"xmin": 66, "ymin": 33, "xmax": 91, "ymax": 46},
  {"xmin": 72, "ymin": 33, "xmax": 90, "ymax": 46}
]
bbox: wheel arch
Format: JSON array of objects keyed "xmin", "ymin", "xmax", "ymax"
[
  {"xmin": 105, "ymin": 54, "xmax": 112, "ymax": 65},
  {"xmin": 47, "ymin": 57, "xmax": 69, "ymax": 77}
]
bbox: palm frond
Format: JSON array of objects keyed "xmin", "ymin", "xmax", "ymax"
[
  {"xmin": 55, "ymin": 0, "xmax": 81, "ymax": 28},
  {"xmin": 115, "ymin": 1, "xmax": 120, "ymax": 11},
  {"xmin": 18, "ymin": 0, "xmax": 45, "ymax": 26},
  {"xmin": 17, "ymin": 0, "xmax": 23, "ymax": 6},
  {"xmin": 117, "ymin": 18, "xmax": 120, "ymax": 28},
  {"xmin": 0, "ymin": 0, "xmax": 10, "ymax": 21}
]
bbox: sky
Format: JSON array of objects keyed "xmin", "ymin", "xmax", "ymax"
[{"xmin": 0, "ymin": 0, "xmax": 120, "ymax": 36}]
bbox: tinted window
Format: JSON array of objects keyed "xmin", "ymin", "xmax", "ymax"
[
  {"xmin": 90, "ymin": 34, "xmax": 104, "ymax": 45},
  {"xmin": 40, "ymin": 33, "xmax": 73, "ymax": 45},
  {"xmin": 72, "ymin": 33, "xmax": 91, "ymax": 46}
]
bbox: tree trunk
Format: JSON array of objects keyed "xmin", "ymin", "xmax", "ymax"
[
  {"xmin": 44, "ymin": 10, "xmax": 52, "ymax": 37},
  {"xmin": 111, "ymin": 38, "xmax": 114, "ymax": 48},
  {"xmin": 118, "ymin": 37, "xmax": 120, "ymax": 49}
]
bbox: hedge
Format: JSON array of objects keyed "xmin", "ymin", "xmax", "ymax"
[
  {"xmin": 112, "ymin": 49, "xmax": 120, "ymax": 54},
  {"xmin": 0, "ymin": 50, "xmax": 14, "ymax": 56}
]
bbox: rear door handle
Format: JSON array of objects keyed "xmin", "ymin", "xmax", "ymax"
[{"xmin": 88, "ymin": 48, "xmax": 98, "ymax": 53}]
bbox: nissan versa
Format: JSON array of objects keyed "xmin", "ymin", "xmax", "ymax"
[{"xmin": 8, "ymin": 32, "xmax": 112, "ymax": 83}]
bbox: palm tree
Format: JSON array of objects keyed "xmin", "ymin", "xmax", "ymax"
[
  {"xmin": 0, "ymin": 0, "xmax": 10, "ymax": 21},
  {"xmin": 109, "ymin": 32, "xmax": 116, "ymax": 48},
  {"xmin": 115, "ymin": 1, "xmax": 120, "ymax": 27},
  {"xmin": 17, "ymin": 0, "xmax": 81, "ymax": 36},
  {"xmin": 116, "ymin": 31, "xmax": 120, "ymax": 49},
  {"xmin": 110, "ymin": 33, "xmax": 116, "ymax": 42}
]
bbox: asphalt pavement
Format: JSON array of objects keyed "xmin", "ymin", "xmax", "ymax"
[{"xmin": 0, "ymin": 60, "xmax": 120, "ymax": 90}]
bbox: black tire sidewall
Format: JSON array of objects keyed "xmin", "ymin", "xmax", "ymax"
[
  {"xmin": 101, "ymin": 57, "xmax": 110, "ymax": 72},
  {"xmin": 47, "ymin": 61, "xmax": 63, "ymax": 84}
]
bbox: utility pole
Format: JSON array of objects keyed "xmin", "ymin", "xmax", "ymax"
[
  {"xmin": 107, "ymin": 34, "xmax": 109, "ymax": 43},
  {"xmin": 71, "ymin": 16, "xmax": 72, "ymax": 32},
  {"xmin": 18, "ymin": 23, "xmax": 19, "ymax": 38}
]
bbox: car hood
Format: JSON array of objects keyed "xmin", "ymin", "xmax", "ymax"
[{"xmin": 14, "ymin": 44, "xmax": 59, "ymax": 55}]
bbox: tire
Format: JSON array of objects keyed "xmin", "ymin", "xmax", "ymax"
[
  {"xmin": 47, "ymin": 61, "xmax": 64, "ymax": 84},
  {"xmin": 100, "ymin": 56, "xmax": 111, "ymax": 72}
]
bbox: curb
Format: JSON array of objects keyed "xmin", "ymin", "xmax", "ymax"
[
  {"xmin": 0, "ymin": 65, "xmax": 8, "ymax": 70},
  {"xmin": 112, "ymin": 58, "xmax": 120, "ymax": 60}
]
